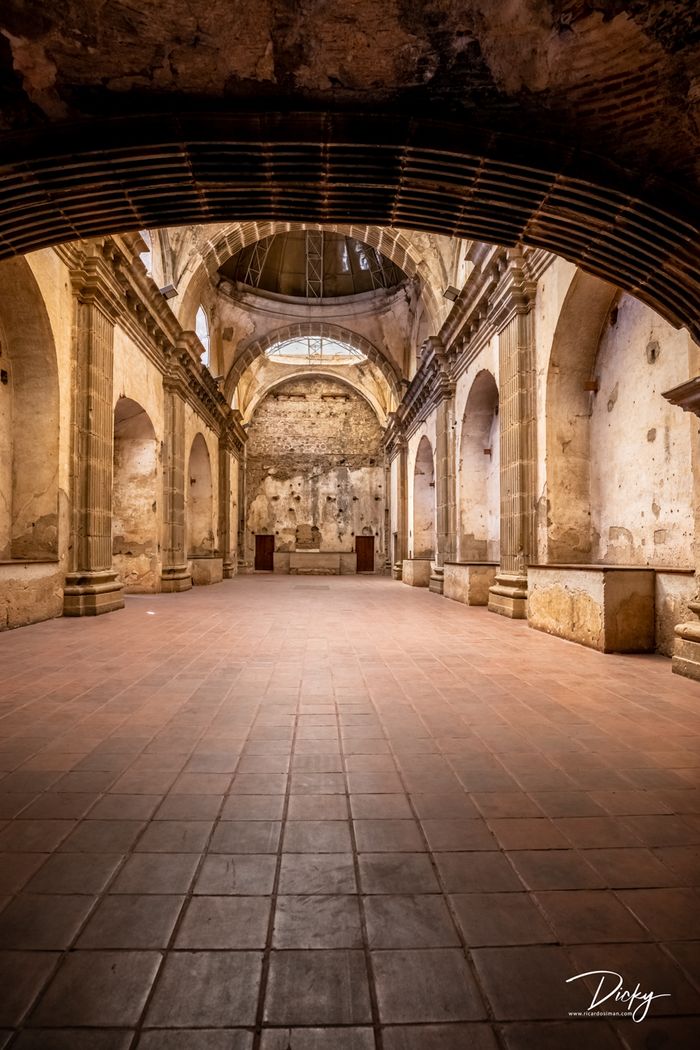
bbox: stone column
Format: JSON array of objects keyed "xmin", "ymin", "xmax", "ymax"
[
  {"xmin": 63, "ymin": 253, "xmax": 124, "ymax": 616},
  {"xmin": 488, "ymin": 252, "xmax": 537, "ymax": 618},
  {"xmin": 160, "ymin": 377, "xmax": 192, "ymax": 592},
  {"xmin": 219, "ymin": 438, "xmax": 235, "ymax": 579},
  {"xmin": 663, "ymin": 375, "xmax": 700, "ymax": 680},
  {"xmin": 392, "ymin": 434, "xmax": 409, "ymax": 579},
  {"xmin": 430, "ymin": 345, "xmax": 457, "ymax": 595},
  {"xmin": 237, "ymin": 447, "xmax": 248, "ymax": 572}
]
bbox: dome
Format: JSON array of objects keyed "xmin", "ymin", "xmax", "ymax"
[{"xmin": 219, "ymin": 231, "xmax": 408, "ymax": 299}]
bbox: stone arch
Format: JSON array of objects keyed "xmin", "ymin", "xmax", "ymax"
[
  {"xmin": 244, "ymin": 369, "xmax": 387, "ymax": 427},
  {"xmin": 0, "ymin": 114, "xmax": 696, "ymax": 341},
  {"xmin": 412, "ymin": 436, "xmax": 436, "ymax": 560},
  {"xmin": 224, "ymin": 322, "xmax": 401, "ymax": 407},
  {"xmin": 458, "ymin": 370, "xmax": 500, "ymax": 562},
  {"xmin": 112, "ymin": 397, "xmax": 159, "ymax": 592},
  {"xmin": 187, "ymin": 433, "xmax": 214, "ymax": 556},
  {"xmin": 0, "ymin": 257, "xmax": 59, "ymax": 562},
  {"xmin": 545, "ymin": 271, "xmax": 619, "ymax": 562}
]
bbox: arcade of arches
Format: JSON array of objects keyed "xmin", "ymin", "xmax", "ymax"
[
  {"xmin": 1, "ymin": 220, "xmax": 700, "ymax": 1037},
  {"xmin": 2, "ymin": 228, "xmax": 699, "ymax": 671},
  {"xmin": 0, "ymin": 3, "xmax": 699, "ymax": 1040}
]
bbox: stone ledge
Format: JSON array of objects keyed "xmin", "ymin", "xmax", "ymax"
[
  {"xmin": 189, "ymin": 556, "xmax": 224, "ymax": 586},
  {"xmin": 444, "ymin": 562, "xmax": 498, "ymax": 606},
  {"xmin": 528, "ymin": 565, "xmax": 655, "ymax": 652},
  {"xmin": 402, "ymin": 559, "xmax": 432, "ymax": 588}
]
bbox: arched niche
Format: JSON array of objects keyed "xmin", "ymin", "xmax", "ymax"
[
  {"xmin": 545, "ymin": 271, "xmax": 618, "ymax": 562},
  {"xmin": 187, "ymin": 433, "xmax": 214, "ymax": 556},
  {"xmin": 0, "ymin": 257, "xmax": 59, "ymax": 562},
  {"xmin": 112, "ymin": 397, "xmax": 159, "ymax": 592},
  {"xmin": 458, "ymin": 370, "xmax": 500, "ymax": 561},
  {"xmin": 412, "ymin": 436, "xmax": 436, "ymax": 560}
]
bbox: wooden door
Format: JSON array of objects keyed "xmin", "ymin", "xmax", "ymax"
[
  {"xmin": 356, "ymin": 535, "xmax": 374, "ymax": 573},
  {"xmin": 255, "ymin": 534, "xmax": 274, "ymax": 571}
]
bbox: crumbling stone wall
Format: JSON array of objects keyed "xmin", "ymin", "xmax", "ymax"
[
  {"xmin": 590, "ymin": 295, "xmax": 694, "ymax": 567},
  {"xmin": 245, "ymin": 375, "xmax": 384, "ymax": 558},
  {"xmin": 112, "ymin": 398, "xmax": 160, "ymax": 593}
]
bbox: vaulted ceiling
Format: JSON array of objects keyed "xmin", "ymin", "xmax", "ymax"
[{"xmin": 0, "ymin": 1, "xmax": 698, "ymax": 337}]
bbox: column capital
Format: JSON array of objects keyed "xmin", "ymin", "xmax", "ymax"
[
  {"xmin": 69, "ymin": 251, "xmax": 122, "ymax": 323},
  {"xmin": 490, "ymin": 250, "xmax": 538, "ymax": 332}
]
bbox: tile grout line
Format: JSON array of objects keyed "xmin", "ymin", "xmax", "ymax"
[
  {"xmin": 2, "ymin": 684, "xmax": 230, "ymax": 1049},
  {"xmin": 122, "ymin": 684, "xmax": 258, "ymax": 1050},
  {"xmin": 250, "ymin": 690, "xmax": 299, "ymax": 1050},
  {"xmin": 339, "ymin": 691, "xmax": 385, "ymax": 1050}
]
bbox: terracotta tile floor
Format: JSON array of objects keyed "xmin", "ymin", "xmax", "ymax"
[{"xmin": 0, "ymin": 574, "xmax": 699, "ymax": 1049}]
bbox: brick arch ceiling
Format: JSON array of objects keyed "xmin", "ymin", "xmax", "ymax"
[
  {"xmin": 0, "ymin": 0, "xmax": 697, "ymax": 338},
  {"xmin": 225, "ymin": 322, "xmax": 401, "ymax": 406}
]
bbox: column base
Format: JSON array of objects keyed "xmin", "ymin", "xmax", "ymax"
[
  {"xmin": 392, "ymin": 561, "xmax": 403, "ymax": 581},
  {"xmin": 63, "ymin": 570, "xmax": 124, "ymax": 617},
  {"xmin": 223, "ymin": 558, "xmax": 236, "ymax": 580},
  {"xmin": 488, "ymin": 572, "xmax": 529, "ymax": 619},
  {"xmin": 672, "ymin": 621, "xmax": 700, "ymax": 681},
  {"xmin": 160, "ymin": 564, "xmax": 192, "ymax": 593},
  {"xmin": 429, "ymin": 566, "xmax": 445, "ymax": 595}
]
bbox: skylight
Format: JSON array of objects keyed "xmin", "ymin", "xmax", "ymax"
[{"xmin": 265, "ymin": 337, "xmax": 365, "ymax": 366}]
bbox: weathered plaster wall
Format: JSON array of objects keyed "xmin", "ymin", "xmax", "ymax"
[
  {"xmin": 112, "ymin": 399, "xmax": 160, "ymax": 593},
  {"xmin": 590, "ymin": 295, "xmax": 694, "ymax": 567},
  {"xmin": 407, "ymin": 420, "xmax": 437, "ymax": 560},
  {"xmin": 0, "ymin": 250, "xmax": 71, "ymax": 628},
  {"xmin": 457, "ymin": 369, "xmax": 500, "ymax": 561},
  {"xmin": 245, "ymin": 375, "xmax": 384, "ymax": 561},
  {"xmin": 534, "ymin": 256, "xmax": 579, "ymax": 561},
  {"xmin": 410, "ymin": 433, "xmax": 436, "ymax": 560},
  {"xmin": 111, "ymin": 328, "xmax": 167, "ymax": 593},
  {"xmin": 113, "ymin": 325, "xmax": 165, "ymax": 439}
]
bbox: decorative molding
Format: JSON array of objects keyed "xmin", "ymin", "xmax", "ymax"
[{"xmin": 663, "ymin": 376, "xmax": 700, "ymax": 418}]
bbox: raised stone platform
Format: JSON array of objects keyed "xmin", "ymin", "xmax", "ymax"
[
  {"xmin": 1, "ymin": 560, "xmax": 64, "ymax": 628},
  {"xmin": 402, "ymin": 559, "xmax": 432, "ymax": 587},
  {"xmin": 190, "ymin": 555, "xmax": 224, "ymax": 586},
  {"xmin": 444, "ymin": 562, "xmax": 499, "ymax": 606},
  {"xmin": 528, "ymin": 564, "xmax": 655, "ymax": 653},
  {"xmin": 274, "ymin": 551, "xmax": 357, "ymax": 575}
]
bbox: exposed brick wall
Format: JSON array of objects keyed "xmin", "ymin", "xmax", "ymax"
[{"xmin": 245, "ymin": 375, "xmax": 385, "ymax": 556}]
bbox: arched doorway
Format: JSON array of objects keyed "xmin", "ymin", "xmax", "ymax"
[
  {"xmin": 458, "ymin": 370, "xmax": 500, "ymax": 562},
  {"xmin": 112, "ymin": 397, "xmax": 159, "ymax": 592},
  {"xmin": 412, "ymin": 436, "xmax": 436, "ymax": 561}
]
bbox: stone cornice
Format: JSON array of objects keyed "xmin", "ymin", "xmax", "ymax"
[
  {"xmin": 382, "ymin": 412, "xmax": 408, "ymax": 461},
  {"xmin": 56, "ymin": 236, "xmax": 239, "ymax": 442},
  {"xmin": 394, "ymin": 245, "xmax": 554, "ymax": 430},
  {"xmin": 663, "ymin": 376, "xmax": 700, "ymax": 418},
  {"xmin": 489, "ymin": 248, "xmax": 539, "ymax": 332}
]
